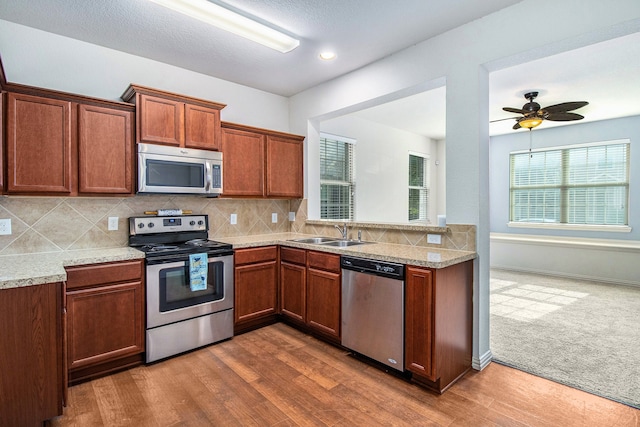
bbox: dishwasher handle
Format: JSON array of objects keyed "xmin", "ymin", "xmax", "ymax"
[{"xmin": 341, "ymin": 256, "xmax": 405, "ymax": 280}]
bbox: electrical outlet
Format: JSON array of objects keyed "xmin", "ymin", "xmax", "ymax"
[
  {"xmin": 427, "ymin": 234, "xmax": 442, "ymax": 244},
  {"xmin": 108, "ymin": 217, "xmax": 119, "ymax": 231},
  {"xmin": 0, "ymin": 219, "xmax": 11, "ymax": 235},
  {"xmin": 271, "ymin": 213, "xmax": 278, "ymax": 223},
  {"xmin": 230, "ymin": 214, "xmax": 237, "ymax": 225},
  {"xmin": 288, "ymin": 212, "xmax": 295, "ymax": 221}
]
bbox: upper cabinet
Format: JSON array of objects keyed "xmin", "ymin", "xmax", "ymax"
[
  {"xmin": 121, "ymin": 84, "xmax": 225, "ymax": 151},
  {"xmin": 4, "ymin": 87, "xmax": 135, "ymax": 196},
  {"xmin": 221, "ymin": 122, "xmax": 304, "ymax": 198}
]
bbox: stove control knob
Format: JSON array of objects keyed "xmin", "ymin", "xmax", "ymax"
[
  {"xmin": 190, "ymin": 220, "xmax": 196, "ymax": 226},
  {"xmin": 137, "ymin": 223, "xmax": 144, "ymax": 229},
  {"xmin": 198, "ymin": 220, "xmax": 204, "ymax": 226},
  {"xmin": 148, "ymin": 222, "xmax": 155, "ymax": 228}
]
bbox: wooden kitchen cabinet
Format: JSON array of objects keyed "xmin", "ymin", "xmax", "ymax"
[
  {"xmin": 405, "ymin": 260, "xmax": 473, "ymax": 393},
  {"xmin": 0, "ymin": 282, "xmax": 64, "ymax": 426},
  {"xmin": 78, "ymin": 104, "xmax": 134, "ymax": 194},
  {"xmin": 279, "ymin": 247, "xmax": 307, "ymax": 324},
  {"xmin": 279, "ymin": 247, "xmax": 341, "ymax": 343},
  {"xmin": 65, "ymin": 259, "xmax": 145, "ymax": 384},
  {"xmin": 4, "ymin": 85, "xmax": 135, "ymax": 196},
  {"xmin": 6, "ymin": 91, "xmax": 73, "ymax": 193},
  {"xmin": 220, "ymin": 126, "xmax": 265, "ymax": 196},
  {"xmin": 234, "ymin": 246, "xmax": 279, "ymax": 333},
  {"xmin": 122, "ymin": 84, "xmax": 225, "ymax": 150},
  {"xmin": 306, "ymin": 250, "xmax": 341, "ymax": 340},
  {"xmin": 221, "ymin": 121, "xmax": 304, "ymax": 198}
]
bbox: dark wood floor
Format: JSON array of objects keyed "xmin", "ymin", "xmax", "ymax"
[{"xmin": 52, "ymin": 323, "xmax": 639, "ymax": 426}]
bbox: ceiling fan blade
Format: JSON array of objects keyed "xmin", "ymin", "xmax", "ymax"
[
  {"xmin": 542, "ymin": 101, "xmax": 589, "ymax": 113},
  {"xmin": 545, "ymin": 112, "xmax": 584, "ymax": 121},
  {"xmin": 490, "ymin": 116, "xmax": 520, "ymax": 123},
  {"xmin": 512, "ymin": 122, "xmax": 522, "ymax": 130},
  {"xmin": 503, "ymin": 107, "xmax": 527, "ymax": 114}
]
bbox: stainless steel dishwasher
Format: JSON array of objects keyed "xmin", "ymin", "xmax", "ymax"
[{"xmin": 341, "ymin": 255, "xmax": 405, "ymax": 371}]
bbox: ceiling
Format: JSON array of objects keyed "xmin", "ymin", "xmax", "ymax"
[{"xmin": 1, "ymin": 1, "xmax": 639, "ymax": 139}]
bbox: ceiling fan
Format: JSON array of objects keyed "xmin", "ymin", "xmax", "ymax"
[{"xmin": 496, "ymin": 91, "xmax": 589, "ymax": 130}]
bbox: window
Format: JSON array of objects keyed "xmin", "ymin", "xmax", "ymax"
[
  {"xmin": 320, "ymin": 134, "xmax": 355, "ymax": 220},
  {"xmin": 510, "ymin": 140, "xmax": 630, "ymax": 226},
  {"xmin": 408, "ymin": 153, "xmax": 429, "ymax": 222}
]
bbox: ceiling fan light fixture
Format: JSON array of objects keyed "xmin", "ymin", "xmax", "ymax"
[
  {"xmin": 518, "ymin": 117, "xmax": 543, "ymax": 129},
  {"xmin": 148, "ymin": 0, "xmax": 300, "ymax": 53}
]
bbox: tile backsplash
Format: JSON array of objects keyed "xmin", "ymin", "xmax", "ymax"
[{"xmin": 0, "ymin": 196, "xmax": 475, "ymax": 255}]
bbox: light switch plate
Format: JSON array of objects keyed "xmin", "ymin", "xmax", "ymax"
[
  {"xmin": 427, "ymin": 234, "xmax": 442, "ymax": 244},
  {"xmin": 288, "ymin": 212, "xmax": 295, "ymax": 221},
  {"xmin": 230, "ymin": 214, "xmax": 237, "ymax": 225},
  {"xmin": 108, "ymin": 217, "xmax": 119, "ymax": 231},
  {"xmin": 0, "ymin": 219, "xmax": 11, "ymax": 235},
  {"xmin": 271, "ymin": 213, "xmax": 278, "ymax": 223}
]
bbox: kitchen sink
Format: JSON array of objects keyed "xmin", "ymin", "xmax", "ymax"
[
  {"xmin": 290, "ymin": 236, "xmax": 340, "ymax": 244},
  {"xmin": 320, "ymin": 240, "xmax": 372, "ymax": 247}
]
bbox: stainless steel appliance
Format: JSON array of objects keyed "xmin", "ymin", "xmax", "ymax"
[
  {"xmin": 341, "ymin": 255, "xmax": 405, "ymax": 371},
  {"xmin": 129, "ymin": 214, "xmax": 233, "ymax": 363},
  {"xmin": 137, "ymin": 143, "xmax": 223, "ymax": 196}
]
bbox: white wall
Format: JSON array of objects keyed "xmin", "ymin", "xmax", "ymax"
[
  {"xmin": 289, "ymin": 0, "xmax": 640, "ymax": 369},
  {"xmin": 320, "ymin": 115, "xmax": 438, "ymax": 223},
  {"xmin": 0, "ymin": 20, "xmax": 290, "ymax": 132}
]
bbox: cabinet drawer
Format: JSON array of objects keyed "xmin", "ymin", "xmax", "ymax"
[
  {"xmin": 280, "ymin": 247, "xmax": 306, "ymax": 265},
  {"xmin": 308, "ymin": 251, "xmax": 340, "ymax": 273},
  {"xmin": 66, "ymin": 260, "xmax": 144, "ymax": 290},
  {"xmin": 235, "ymin": 246, "xmax": 277, "ymax": 265}
]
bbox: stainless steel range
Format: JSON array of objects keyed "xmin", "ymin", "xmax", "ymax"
[{"xmin": 129, "ymin": 214, "xmax": 234, "ymax": 363}]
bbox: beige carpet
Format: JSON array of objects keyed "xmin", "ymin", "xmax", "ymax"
[{"xmin": 490, "ymin": 269, "xmax": 640, "ymax": 409}]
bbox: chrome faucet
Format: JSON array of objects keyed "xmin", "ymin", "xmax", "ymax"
[{"xmin": 334, "ymin": 223, "xmax": 348, "ymax": 239}]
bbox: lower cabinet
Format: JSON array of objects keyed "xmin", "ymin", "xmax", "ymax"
[
  {"xmin": 280, "ymin": 247, "xmax": 341, "ymax": 343},
  {"xmin": 405, "ymin": 260, "xmax": 473, "ymax": 393},
  {"xmin": 65, "ymin": 259, "xmax": 145, "ymax": 384},
  {"xmin": 234, "ymin": 246, "xmax": 279, "ymax": 333},
  {"xmin": 0, "ymin": 282, "xmax": 64, "ymax": 426}
]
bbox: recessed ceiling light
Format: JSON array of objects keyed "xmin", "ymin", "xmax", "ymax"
[
  {"xmin": 319, "ymin": 51, "xmax": 337, "ymax": 61},
  {"xmin": 148, "ymin": 0, "xmax": 299, "ymax": 53}
]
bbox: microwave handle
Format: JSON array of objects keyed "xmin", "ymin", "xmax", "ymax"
[{"xmin": 205, "ymin": 162, "xmax": 212, "ymax": 192}]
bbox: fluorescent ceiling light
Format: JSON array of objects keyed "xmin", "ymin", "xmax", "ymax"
[{"xmin": 149, "ymin": 0, "xmax": 300, "ymax": 53}]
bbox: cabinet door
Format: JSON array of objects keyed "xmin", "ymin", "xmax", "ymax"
[
  {"xmin": 220, "ymin": 127, "xmax": 265, "ymax": 196},
  {"xmin": 405, "ymin": 266, "xmax": 436, "ymax": 380},
  {"xmin": 66, "ymin": 281, "xmax": 144, "ymax": 372},
  {"xmin": 184, "ymin": 103, "xmax": 221, "ymax": 150},
  {"xmin": 78, "ymin": 104, "xmax": 134, "ymax": 194},
  {"xmin": 6, "ymin": 92, "xmax": 73, "ymax": 193},
  {"xmin": 280, "ymin": 261, "xmax": 306, "ymax": 323},
  {"xmin": 266, "ymin": 135, "xmax": 303, "ymax": 198},
  {"xmin": 306, "ymin": 267, "xmax": 341, "ymax": 338},
  {"xmin": 138, "ymin": 94, "xmax": 183, "ymax": 146},
  {"xmin": 0, "ymin": 283, "xmax": 63, "ymax": 425},
  {"xmin": 235, "ymin": 260, "xmax": 278, "ymax": 324}
]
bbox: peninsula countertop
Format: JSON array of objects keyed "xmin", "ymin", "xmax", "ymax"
[{"xmin": 0, "ymin": 234, "xmax": 476, "ymax": 290}]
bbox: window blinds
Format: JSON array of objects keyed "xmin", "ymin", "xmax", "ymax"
[
  {"xmin": 510, "ymin": 141, "xmax": 629, "ymax": 225},
  {"xmin": 320, "ymin": 136, "xmax": 355, "ymax": 220},
  {"xmin": 408, "ymin": 154, "xmax": 429, "ymax": 222}
]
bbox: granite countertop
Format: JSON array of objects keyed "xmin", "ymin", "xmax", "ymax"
[
  {"xmin": 217, "ymin": 233, "xmax": 476, "ymax": 269},
  {"xmin": 0, "ymin": 234, "xmax": 476, "ymax": 291},
  {"xmin": 0, "ymin": 247, "xmax": 145, "ymax": 290}
]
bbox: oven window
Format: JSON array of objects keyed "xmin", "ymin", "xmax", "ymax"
[
  {"xmin": 146, "ymin": 159, "xmax": 204, "ymax": 188},
  {"xmin": 159, "ymin": 260, "xmax": 224, "ymax": 311}
]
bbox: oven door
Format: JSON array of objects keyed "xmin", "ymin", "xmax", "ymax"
[{"xmin": 146, "ymin": 253, "xmax": 233, "ymax": 329}]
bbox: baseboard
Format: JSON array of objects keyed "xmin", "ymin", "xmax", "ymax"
[{"xmin": 472, "ymin": 349, "xmax": 492, "ymax": 371}]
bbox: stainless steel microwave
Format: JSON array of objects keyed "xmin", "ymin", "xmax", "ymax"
[{"xmin": 137, "ymin": 143, "xmax": 223, "ymax": 196}]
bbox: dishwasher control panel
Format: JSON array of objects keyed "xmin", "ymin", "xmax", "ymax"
[{"xmin": 340, "ymin": 256, "xmax": 405, "ymax": 280}]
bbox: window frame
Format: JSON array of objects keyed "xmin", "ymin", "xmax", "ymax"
[
  {"xmin": 408, "ymin": 152, "xmax": 430, "ymax": 223},
  {"xmin": 508, "ymin": 139, "xmax": 631, "ymax": 232},
  {"xmin": 319, "ymin": 133, "xmax": 356, "ymax": 221}
]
